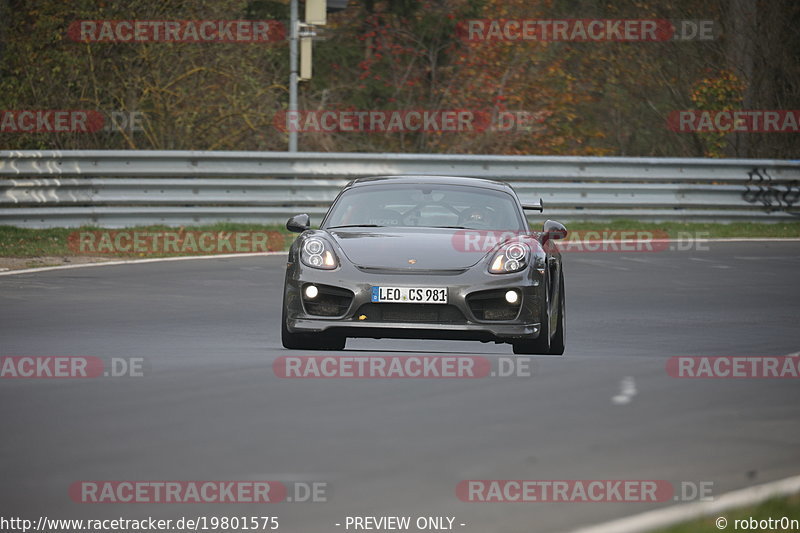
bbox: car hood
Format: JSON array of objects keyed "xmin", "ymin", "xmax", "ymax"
[{"xmin": 328, "ymin": 228, "xmax": 490, "ymax": 270}]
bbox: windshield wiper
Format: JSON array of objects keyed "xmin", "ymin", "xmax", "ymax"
[
  {"xmin": 326, "ymin": 224, "xmax": 385, "ymax": 229},
  {"xmin": 430, "ymin": 225, "xmax": 468, "ymax": 229}
]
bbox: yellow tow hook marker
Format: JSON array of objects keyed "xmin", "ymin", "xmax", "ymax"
[{"xmin": 358, "ymin": 315, "xmax": 367, "ymax": 320}]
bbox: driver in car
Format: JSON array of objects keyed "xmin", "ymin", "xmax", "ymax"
[{"xmin": 458, "ymin": 206, "xmax": 494, "ymax": 227}]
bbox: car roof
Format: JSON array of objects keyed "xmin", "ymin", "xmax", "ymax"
[{"xmin": 344, "ymin": 175, "xmax": 515, "ymax": 193}]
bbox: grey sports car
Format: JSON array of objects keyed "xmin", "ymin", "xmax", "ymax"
[{"xmin": 281, "ymin": 176, "xmax": 567, "ymax": 355}]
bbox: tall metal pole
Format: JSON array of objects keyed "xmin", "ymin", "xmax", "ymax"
[{"xmin": 288, "ymin": 0, "xmax": 299, "ymax": 152}]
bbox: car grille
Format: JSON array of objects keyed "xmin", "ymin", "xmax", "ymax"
[
  {"xmin": 354, "ymin": 303, "xmax": 467, "ymax": 324},
  {"xmin": 356, "ymin": 266, "xmax": 468, "ymax": 275},
  {"xmin": 466, "ymin": 289, "xmax": 521, "ymax": 321},
  {"xmin": 302, "ymin": 285, "xmax": 354, "ymax": 317}
]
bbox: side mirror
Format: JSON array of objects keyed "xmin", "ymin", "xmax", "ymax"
[
  {"xmin": 286, "ymin": 214, "xmax": 310, "ymax": 233},
  {"xmin": 542, "ymin": 220, "xmax": 568, "ymax": 240}
]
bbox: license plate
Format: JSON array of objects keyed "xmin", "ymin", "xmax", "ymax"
[{"xmin": 371, "ymin": 286, "xmax": 448, "ymax": 304}]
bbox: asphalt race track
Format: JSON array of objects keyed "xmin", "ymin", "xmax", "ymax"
[{"xmin": 1, "ymin": 241, "xmax": 799, "ymax": 533}]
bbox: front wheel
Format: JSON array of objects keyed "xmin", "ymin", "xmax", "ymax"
[
  {"xmin": 512, "ymin": 273, "xmax": 565, "ymax": 356},
  {"xmin": 548, "ymin": 274, "xmax": 565, "ymax": 355},
  {"xmin": 281, "ymin": 303, "xmax": 345, "ymax": 351},
  {"xmin": 512, "ymin": 289, "xmax": 551, "ymax": 355}
]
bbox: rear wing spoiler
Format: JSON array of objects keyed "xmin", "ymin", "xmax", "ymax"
[{"xmin": 522, "ymin": 198, "xmax": 544, "ymax": 212}]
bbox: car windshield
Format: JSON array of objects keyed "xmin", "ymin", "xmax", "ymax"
[{"xmin": 323, "ymin": 183, "xmax": 527, "ymax": 231}]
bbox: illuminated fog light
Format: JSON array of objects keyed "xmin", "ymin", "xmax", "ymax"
[
  {"xmin": 305, "ymin": 285, "xmax": 319, "ymax": 299},
  {"xmin": 505, "ymin": 290, "xmax": 519, "ymax": 304}
]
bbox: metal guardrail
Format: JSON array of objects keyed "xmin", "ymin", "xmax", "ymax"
[{"xmin": 1, "ymin": 151, "xmax": 799, "ymax": 227}]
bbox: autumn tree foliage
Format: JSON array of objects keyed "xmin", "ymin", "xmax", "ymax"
[
  {"xmin": 0, "ymin": 0, "xmax": 289, "ymax": 150},
  {"xmin": 1, "ymin": 0, "xmax": 797, "ymax": 156}
]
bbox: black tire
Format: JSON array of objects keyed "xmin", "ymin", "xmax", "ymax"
[
  {"xmin": 281, "ymin": 303, "xmax": 346, "ymax": 351},
  {"xmin": 548, "ymin": 273, "xmax": 565, "ymax": 355},
  {"xmin": 512, "ymin": 283, "xmax": 551, "ymax": 355}
]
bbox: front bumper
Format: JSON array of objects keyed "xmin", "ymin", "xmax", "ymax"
[{"xmin": 284, "ymin": 259, "xmax": 546, "ymax": 343}]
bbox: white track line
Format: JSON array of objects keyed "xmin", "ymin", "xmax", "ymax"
[
  {"xmin": 684, "ymin": 238, "xmax": 800, "ymax": 243},
  {"xmin": 567, "ymin": 473, "xmax": 800, "ymax": 533},
  {"xmin": 0, "ymin": 251, "xmax": 288, "ymax": 277},
  {"xmin": 611, "ymin": 376, "xmax": 637, "ymax": 405},
  {"xmin": 559, "ymin": 238, "xmax": 800, "ymax": 244}
]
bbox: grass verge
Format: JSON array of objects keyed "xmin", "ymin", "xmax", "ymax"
[
  {"xmin": 563, "ymin": 220, "xmax": 800, "ymax": 239},
  {"xmin": 1, "ymin": 221, "xmax": 799, "ymax": 261},
  {"xmin": 652, "ymin": 492, "xmax": 800, "ymax": 533},
  {"xmin": 0, "ymin": 223, "xmax": 294, "ymax": 258}
]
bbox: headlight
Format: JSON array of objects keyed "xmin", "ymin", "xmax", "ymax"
[
  {"xmin": 301, "ymin": 237, "xmax": 339, "ymax": 269},
  {"xmin": 489, "ymin": 242, "xmax": 530, "ymax": 274}
]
